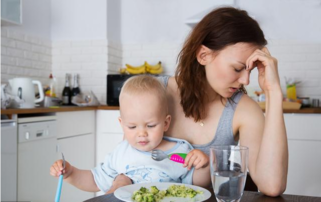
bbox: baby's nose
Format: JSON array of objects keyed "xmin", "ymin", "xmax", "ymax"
[{"xmin": 138, "ymin": 130, "xmax": 148, "ymax": 137}]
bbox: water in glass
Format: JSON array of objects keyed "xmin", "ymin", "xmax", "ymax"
[{"xmin": 210, "ymin": 146, "xmax": 248, "ymax": 202}]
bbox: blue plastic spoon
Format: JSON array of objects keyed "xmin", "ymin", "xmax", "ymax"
[{"xmin": 55, "ymin": 153, "xmax": 65, "ymax": 202}]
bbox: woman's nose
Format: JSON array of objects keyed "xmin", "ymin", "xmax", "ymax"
[{"xmin": 238, "ymin": 70, "xmax": 250, "ymax": 86}]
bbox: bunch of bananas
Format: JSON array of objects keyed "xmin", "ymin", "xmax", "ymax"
[{"xmin": 120, "ymin": 61, "xmax": 163, "ymax": 75}]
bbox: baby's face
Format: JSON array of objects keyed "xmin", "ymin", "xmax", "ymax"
[{"xmin": 119, "ymin": 93, "xmax": 170, "ymax": 152}]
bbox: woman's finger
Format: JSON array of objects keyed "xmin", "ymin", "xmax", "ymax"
[
  {"xmin": 247, "ymin": 54, "xmax": 268, "ymax": 71},
  {"xmin": 261, "ymin": 47, "xmax": 271, "ymax": 55},
  {"xmin": 246, "ymin": 50, "xmax": 265, "ymax": 69}
]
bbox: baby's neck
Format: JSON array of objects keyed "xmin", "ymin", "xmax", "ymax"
[{"xmin": 154, "ymin": 138, "xmax": 176, "ymax": 151}]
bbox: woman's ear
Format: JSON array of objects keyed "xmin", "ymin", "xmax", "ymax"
[
  {"xmin": 196, "ymin": 45, "xmax": 212, "ymax": 65},
  {"xmin": 163, "ymin": 115, "xmax": 171, "ymax": 132}
]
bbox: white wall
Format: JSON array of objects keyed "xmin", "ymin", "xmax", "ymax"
[
  {"xmin": 120, "ymin": 0, "xmax": 321, "ymax": 101},
  {"xmin": 120, "ymin": 0, "xmax": 321, "ymax": 44},
  {"xmin": 120, "ymin": 0, "xmax": 234, "ymax": 44},
  {"xmin": 1, "ymin": 0, "xmax": 321, "ymax": 103},
  {"xmin": 107, "ymin": 0, "xmax": 121, "ymax": 43},
  {"xmin": 4, "ymin": 0, "xmax": 52, "ymax": 39},
  {"xmin": 241, "ymin": 0, "xmax": 321, "ymax": 43},
  {"xmin": 1, "ymin": 28, "xmax": 52, "ymax": 85},
  {"xmin": 51, "ymin": 0, "xmax": 107, "ymax": 41}
]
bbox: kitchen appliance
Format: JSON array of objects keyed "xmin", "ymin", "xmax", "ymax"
[
  {"xmin": 1, "ymin": 115, "xmax": 18, "ymax": 201},
  {"xmin": 8, "ymin": 77, "xmax": 44, "ymax": 108},
  {"xmin": 17, "ymin": 114, "xmax": 57, "ymax": 202},
  {"xmin": 107, "ymin": 74, "xmax": 134, "ymax": 106}
]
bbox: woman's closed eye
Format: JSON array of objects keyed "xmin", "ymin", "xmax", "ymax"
[{"xmin": 234, "ymin": 66, "xmax": 245, "ymax": 73}]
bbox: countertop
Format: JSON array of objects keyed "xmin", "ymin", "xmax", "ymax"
[{"xmin": 1, "ymin": 105, "xmax": 321, "ymax": 115}]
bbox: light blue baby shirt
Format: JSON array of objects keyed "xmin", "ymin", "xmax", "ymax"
[{"xmin": 91, "ymin": 137, "xmax": 194, "ymax": 193}]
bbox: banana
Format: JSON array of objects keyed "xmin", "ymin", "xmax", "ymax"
[
  {"xmin": 119, "ymin": 67, "xmax": 127, "ymax": 74},
  {"xmin": 125, "ymin": 63, "xmax": 146, "ymax": 74},
  {"xmin": 145, "ymin": 61, "xmax": 163, "ymax": 74},
  {"xmin": 148, "ymin": 66, "xmax": 163, "ymax": 74}
]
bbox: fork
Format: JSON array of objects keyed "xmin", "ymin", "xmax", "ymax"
[
  {"xmin": 55, "ymin": 153, "xmax": 65, "ymax": 202},
  {"xmin": 151, "ymin": 149, "xmax": 187, "ymax": 164}
]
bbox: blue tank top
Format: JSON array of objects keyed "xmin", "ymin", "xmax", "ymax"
[{"xmin": 158, "ymin": 76, "xmax": 243, "ymax": 156}]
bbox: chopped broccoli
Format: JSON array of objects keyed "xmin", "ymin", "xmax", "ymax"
[
  {"xmin": 150, "ymin": 186, "xmax": 159, "ymax": 194},
  {"xmin": 132, "ymin": 185, "xmax": 202, "ymax": 202}
]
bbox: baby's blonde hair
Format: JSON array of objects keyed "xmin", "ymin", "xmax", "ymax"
[{"xmin": 119, "ymin": 75, "xmax": 168, "ymax": 114}]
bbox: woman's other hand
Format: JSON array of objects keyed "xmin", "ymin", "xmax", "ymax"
[
  {"xmin": 184, "ymin": 149, "xmax": 209, "ymax": 170},
  {"xmin": 246, "ymin": 47, "xmax": 281, "ymax": 94},
  {"xmin": 50, "ymin": 159, "xmax": 73, "ymax": 179}
]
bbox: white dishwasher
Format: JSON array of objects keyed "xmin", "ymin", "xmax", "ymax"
[{"xmin": 18, "ymin": 115, "xmax": 58, "ymax": 202}]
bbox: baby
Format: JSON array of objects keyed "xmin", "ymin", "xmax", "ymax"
[{"xmin": 50, "ymin": 75, "xmax": 210, "ymax": 194}]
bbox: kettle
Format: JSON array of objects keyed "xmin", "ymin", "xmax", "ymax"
[{"xmin": 8, "ymin": 78, "xmax": 44, "ymax": 108}]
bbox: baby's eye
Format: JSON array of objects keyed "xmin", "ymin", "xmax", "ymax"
[
  {"xmin": 147, "ymin": 124, "xmax": 156, "ymax": 128},
  {"xmin": 128, "ymin": 126, "xmax": 136, "ymax": 129}
]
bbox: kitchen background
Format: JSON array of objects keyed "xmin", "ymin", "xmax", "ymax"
[{"xmin": 1, "ymin": 0, "xmax": 321, "ymax": 104}]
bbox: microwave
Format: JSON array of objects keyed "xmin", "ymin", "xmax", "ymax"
[{"xmin": 106, "ymin": 74, "xmax": 134, "ymax": 106}]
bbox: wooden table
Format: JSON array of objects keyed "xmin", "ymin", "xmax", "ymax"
[{"xmin": 84, "ymin": 191, "xmax": 321, "ymax": 202}]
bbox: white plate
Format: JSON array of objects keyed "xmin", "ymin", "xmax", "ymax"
[{"xmin": 114, "ymin": 182, "xmax": 211, "ymax": 202}]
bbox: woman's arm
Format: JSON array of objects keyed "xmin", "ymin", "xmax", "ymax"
[
  {"xmin": 240, "ymin": 47, "xmax": 288, "ymax": 196},
  {"xmin": 237, "ymin": 95, "xmax": 287, "ymax": 196}
]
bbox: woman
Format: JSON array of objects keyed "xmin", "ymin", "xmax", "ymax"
[{"xmin": 110, "ymin": 7, "xmax": 288, "ymax": 197}]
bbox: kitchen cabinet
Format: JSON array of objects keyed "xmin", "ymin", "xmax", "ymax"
[
  {"xmin": 56, "ymin": 110, "xmax": 96, "ymax": 202},
  {"xmin": 1, "ymin": 0, "xmax": 22, "ymax": 26},
  {"xmin": 95, "ymin": 110, "xmax": 123, "ymax": 196},
  {"xmin": 284, "ymin": 114, "xmax": 321, "ymax": 197}
]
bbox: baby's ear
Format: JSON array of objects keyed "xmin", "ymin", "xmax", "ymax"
[
  {"xmin": 118, "ymin": 117, "xmax": 122, "ymax": 124},
  {"xmin": 164, "ymin": 115, "xmax": 171, "ymax": 132}
]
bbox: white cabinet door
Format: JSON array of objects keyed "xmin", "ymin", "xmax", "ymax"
[
  {"xmin": 96, "ymin": 132, "xmax": 123, "ymax": 166},
  {"xmin": 287, "ymin": 140, "xmax": 321, "ymax": 197},
  {"xmin": 284, "ymin": 114, "xmax": 321, "ymax": 197},
  {"xmin": 95, "ymin": 110, "xmax": 123, "ymax": 196},
  {"xmin": 57, "ymin": 134, "xmax": 95, "ymax": 202},
  {"xmin": 96, "ymin": 110, "xmax": 123, "ymax": 164},
  {"xmin": 56, "ymin": 111, "xmax": 95, "ymax": 139}
]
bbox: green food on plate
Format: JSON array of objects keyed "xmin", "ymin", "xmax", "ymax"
[{"xmin": 132, "ymin": 184, "xmax": 203, "ymax": 202}]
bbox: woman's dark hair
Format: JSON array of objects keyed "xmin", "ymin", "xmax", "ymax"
[{"xmin": 175, "ymin": 7, "xmax": 267, "ymax": 122}]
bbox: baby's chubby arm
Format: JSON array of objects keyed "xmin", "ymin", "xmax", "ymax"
[
  {"xmin": 184, "ymin": 149, "xmax": 209, "ymax": 170},
  {"xmin": 184, "ymin": 149, "xmax": 211, "ymax": 187},
  {"xmin": 50, "ymin": 160, "xmax": 99, "ymax": 192}
]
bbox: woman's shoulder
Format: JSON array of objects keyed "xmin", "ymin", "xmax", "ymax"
[
  {"xmin": 235, "ymin": 93, "xmax": 265, "ymax": 124},
  {"xmin": 166, "ymin": 77, "xmax": 179, "ymax": 95}
]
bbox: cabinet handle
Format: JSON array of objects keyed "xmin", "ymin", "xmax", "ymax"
[
  {"xmin": 56, "ymin": 144, "xmax": 60, "ymax": 152},
  {"xmin": 25, "ymin": 132, "xmax": 29, "ymax": 140}
]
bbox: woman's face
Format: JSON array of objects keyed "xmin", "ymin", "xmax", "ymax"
[{"xmin": 204, "ymin": 42, "xmax": 259, "ymax": 98}]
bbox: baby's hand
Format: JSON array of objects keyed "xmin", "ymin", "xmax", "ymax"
[
  {"xmin": 50, "ymin": 160, "xmax": 73, "ymax": 179},
  {"xmin": 183, "ymin": 149, "xmax": 209, "ymax": 170}
]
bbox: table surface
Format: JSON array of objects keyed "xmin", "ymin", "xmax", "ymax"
[{"xmin": 84, "ymin": 191, "xmax": 321, "ymax": 202}]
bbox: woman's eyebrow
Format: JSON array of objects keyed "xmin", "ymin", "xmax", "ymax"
[{"xmin": 236, "ymin": 61, "xmax": 246, "ymax": 66}]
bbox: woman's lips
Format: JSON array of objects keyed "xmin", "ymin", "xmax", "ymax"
[{"xmin": 229, "ymin": 87, "xmax": 238, "ymax": 93}]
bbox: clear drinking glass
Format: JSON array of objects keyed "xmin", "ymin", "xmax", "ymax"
[{"xmin": 210, "ymin": 145, "xmax": 249, "ymax": 202}]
